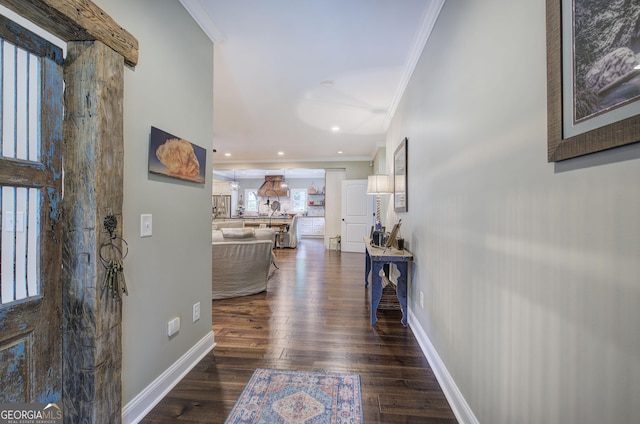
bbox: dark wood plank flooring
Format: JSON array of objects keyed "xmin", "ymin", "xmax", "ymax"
[{"xmin": 140, "ymin": 238, "xmax": 457, "ymax": 423}]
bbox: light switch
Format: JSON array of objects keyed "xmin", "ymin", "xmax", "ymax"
[
  {"xmin": 167, "ymin": 317, "xmax": 180, "ymax": 337},
  {"xmin": 4, "ymin": 211, "xmax": 14, "ymax": 232},
  {"xmin": 140, "ymin": 214, "xmax": 152, "ymax": 237}
]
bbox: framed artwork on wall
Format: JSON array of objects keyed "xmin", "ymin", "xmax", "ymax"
[
  {"xmin": 394, "ymin": 137, "xmax": 407, "ymax": 212},
  {"xmin": 546, "ymin": 0, "xmax": 640, "ymax": 162},
  {"xmin": 148, "ymin": 126, "xmax": 206, "ymax": 183}
]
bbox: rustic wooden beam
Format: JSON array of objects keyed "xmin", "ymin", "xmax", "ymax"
[
  {"xmin": 0, "ymin": 0, "xmax": 138, "ymax": 66},
  {"xmin": 63, "ymin": 40, "xmax": 124, "ymax": 423},
  {"xmin": 0, "ymin": 158, "xmax": 47, "ymax": 188}
]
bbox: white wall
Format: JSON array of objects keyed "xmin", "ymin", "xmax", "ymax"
[
  {"xmin": 387, "ymin": 1, "xmax": 640, "ymax": 423},
  {"xmin": 92, "ymin": 0, "xmax": 214, "ymax": 407}
]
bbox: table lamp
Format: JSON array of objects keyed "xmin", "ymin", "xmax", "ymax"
[{"xmin": 367, "ymin": 174, "xmax": 391, "ymax": 231}]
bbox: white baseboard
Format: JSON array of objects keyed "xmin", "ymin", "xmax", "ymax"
[
  {"xmin": 121, "ymin": 331, "xmax": 216, "ymax": 424},
  {"xmin": 408, "ymin": 309, "xmax": 479, "ymax": 424}
]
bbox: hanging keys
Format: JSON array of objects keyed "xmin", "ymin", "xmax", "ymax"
[
  {"xmin": 102, "ymin": 259, "xmax": 127, "ymax": 300},
  {"xmin": 99, "ymin": 215, "xmax": 129, "ymax": 301}
]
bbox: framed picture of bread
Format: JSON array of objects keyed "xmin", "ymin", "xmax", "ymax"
[{"xmin": 148, "ymin": 126, "xmax": 206, "ymax": 183}]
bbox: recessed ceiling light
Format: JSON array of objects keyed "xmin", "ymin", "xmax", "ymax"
[
  {"xmin": 321, "ymin": 80, "xmax": 335, "ymax": 87},
  {"xmin": 277, "ymin": 151, "xmax": 284, "ymax": 156},
  {"xmin": 331, "ymin": 126, "xmax": 340, "ymax": 132},
  {"xmin": 224, "ymin": 153, "xmax": 231, "ymax": 157},
  {"xmin": 337, "ymin": 151, "xmax": 343, "ymax": 154}
]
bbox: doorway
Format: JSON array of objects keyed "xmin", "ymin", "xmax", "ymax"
[{"xmin": 340, "ymin": 179, "xmax": 374, "ymax": 252}]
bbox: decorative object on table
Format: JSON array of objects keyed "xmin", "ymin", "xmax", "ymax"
[
  {"xmin": 547, "ymin": 1, "xmax": 640, "ymax": 161},
  {"xmin": 99, "ymin": 214, "xmax": 128, "ymax": 300},
  {"xmin": 372, "ymin": 230, "xmax": 386, "ymax": 247},
  {"xmin": 148, "ymin": 126, "xmax": 206, "ymax": 183},
  {"xmin": 367, "ymin": 174, "xmax": 391, "ymax": 230},
  {"xmin": 225, "ymin": 368, "xmax": 363, "ymax": 424},
  {"xmin": 394, "ymin": 138, "xmax": 407, "ymax": 212},
  {"xmin": 385, "ymin": 220, "xmax": 402, "ymax": 248}
]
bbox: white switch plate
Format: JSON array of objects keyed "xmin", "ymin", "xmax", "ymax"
[
  {"xmin": 140, "ymin": 214, "xmax": 152, "ymax": 237},
  {"xmin": 167, "ymin": 317, "xmax": 180, "ymax": 337},
  {"xmin": 193, "ymin": 302, "xmax": 200, "ymax": 323},
  {"xmin": 4, "ymin": 211, "xmax": 14, "ymax": 232}
]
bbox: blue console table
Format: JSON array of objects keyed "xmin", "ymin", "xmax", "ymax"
[{"xmin": 364, "ymin": 238, "xmax": 413, "ymax": 327}]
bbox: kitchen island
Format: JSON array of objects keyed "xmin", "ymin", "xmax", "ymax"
[{"xmin": 213, "ymin": 216, "xmax": 292, "ymax": 231}]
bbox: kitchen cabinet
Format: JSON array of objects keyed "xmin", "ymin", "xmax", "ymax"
[
  {"xmin": 212, "ymin": 181, "xmax": 231, "ymax": 195},
  {"xmin": 299, "ymin": 217, "xmax": 325, "ymax": 237}
]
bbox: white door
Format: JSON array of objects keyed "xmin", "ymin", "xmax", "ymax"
[{"xmin": 341, "ymin": 179, "xmax": 374, "ymax": 252}]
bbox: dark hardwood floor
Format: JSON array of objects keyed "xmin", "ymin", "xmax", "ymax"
[{"xmin": 140, "ymin": 238, "xmax": 457, "ymax": 423}]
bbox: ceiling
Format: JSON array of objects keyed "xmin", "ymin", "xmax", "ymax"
[{"xmin": 180, "ymin": 0, "xmax": 443, "ymax": 165}]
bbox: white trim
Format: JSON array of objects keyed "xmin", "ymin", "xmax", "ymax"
[
  {"xmin": 384, "ymin": 0, "xmax": 446, "ymax": 129},
  {"xmin": 179, "ymin": 0, "xmax": 227, "ymax": 43},
  {"xmin": 408, "ymin": 308, "xmax": 479, "ymax": 424},
  {"xmin": 121, "ymin": 331, "xmax": 216, "ymax": 424}
]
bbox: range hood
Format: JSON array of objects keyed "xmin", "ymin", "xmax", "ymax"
[{"xmin": 258, "ymin": 175, "xmax": 288, "ymax": 197}]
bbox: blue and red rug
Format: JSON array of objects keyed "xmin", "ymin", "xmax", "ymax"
[{"xmin": 225, "ymin": 368, "xmax": 364, "ymax": 423}]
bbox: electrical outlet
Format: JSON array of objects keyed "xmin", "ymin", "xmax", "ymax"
[
  {"xmin": 167, "ymin": 317, "xmax": 180, "ymax": 337},
  {"xmin": 420, "ymin": 291, "xmax": 424, "ymax": 309},
  {"xmin": 193, "ymin": 302, "xmax": 200, "ymax": 322}
]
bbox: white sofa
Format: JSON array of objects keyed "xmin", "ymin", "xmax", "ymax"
[{"xmin": 211, "ymin": 228, "xmax": 276, "ymax": 299}]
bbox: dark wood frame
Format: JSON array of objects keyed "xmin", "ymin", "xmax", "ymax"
[
  {"xmin": 394, "ymin": 138, "xmax": 407, "ymax": 212},
  {"xmin": 546, "ymin": 0, "xmax": 640, "ymax": 162}
]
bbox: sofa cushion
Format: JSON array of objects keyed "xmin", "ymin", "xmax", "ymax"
[
  {"xmin": 254, "ymin": 228, "xmax": 276, "ymax": 241},
  {"xmin": 222, "ymin": 228, "xmax": 255, "ymax": 239}
]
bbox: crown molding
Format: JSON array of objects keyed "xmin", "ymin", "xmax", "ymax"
[
  {"xmin": 384, "ymin": 0, "xmax": 446, "ymax": 129},
  {"xmin": 179, "ymin": 0, "xmax": 227, "ymax": 43}
]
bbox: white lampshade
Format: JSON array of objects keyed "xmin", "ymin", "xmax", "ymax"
[{"xmin": 367, "ymin": 174, "xmax": 391, "ymax": 194}]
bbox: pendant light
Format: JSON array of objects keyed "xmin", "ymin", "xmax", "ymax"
[{"xmin": 229, "ymin": 170, "xmax": 239, "ymax": 191}]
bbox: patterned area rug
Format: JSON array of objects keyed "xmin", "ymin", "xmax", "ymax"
[{"xmin": 225, "ymin": 368, "xmax": 363, "ymax": 424}]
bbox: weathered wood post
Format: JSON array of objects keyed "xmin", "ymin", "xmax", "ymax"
[{"xmin": 62, "ymin": 40, "xmax": 124, "ymax": 423}]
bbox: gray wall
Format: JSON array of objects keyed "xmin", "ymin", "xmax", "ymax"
[
  {"xmin": 386, "ymin": 1, "xmax": 640, "ymax": 423},
  {"xmin": 93, "ymin": 0, "xmax": 214, "ymax": 405}
]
